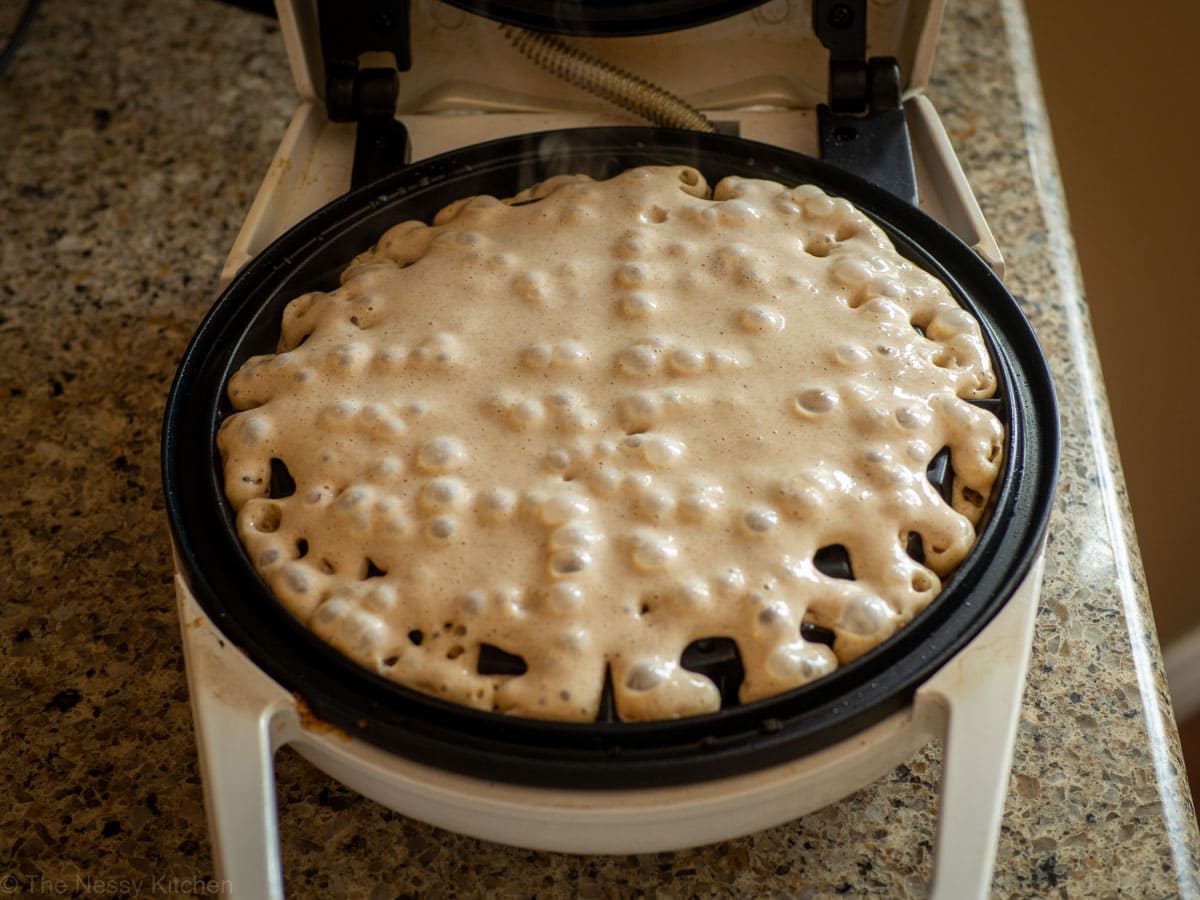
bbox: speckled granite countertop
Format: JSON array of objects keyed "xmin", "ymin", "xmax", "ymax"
[{"xmin": 3, "ymin": 0, "xmax": 1197, "ymax": 897}]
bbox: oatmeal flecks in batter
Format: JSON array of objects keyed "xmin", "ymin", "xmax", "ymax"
[{"xmin": 219, "ymin": 166, "xmax": 1002, "ymax": 722}]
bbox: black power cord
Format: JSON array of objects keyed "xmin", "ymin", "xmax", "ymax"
[{"xmin": 0, "ymin": 0, "xmax": 40, "ymax": 78}]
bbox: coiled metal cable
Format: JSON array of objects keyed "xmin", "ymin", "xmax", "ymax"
[{"xmin": 501, "ymin": 26, "xmax": 717, "ymax": 133}]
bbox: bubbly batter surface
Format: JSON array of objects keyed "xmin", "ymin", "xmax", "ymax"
[{"xmin": 218, "ymin": 166, "xmax": 1002, "ymax": 721}]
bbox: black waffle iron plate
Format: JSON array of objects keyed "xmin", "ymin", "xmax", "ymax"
[{"xmin": 162, "ymin": 126, "xmax": 1058, "ymax": 789}]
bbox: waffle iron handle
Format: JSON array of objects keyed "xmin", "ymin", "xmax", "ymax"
[
  {"xmin": 177, "ymin": 578, "xmax": 300, "ymax": 900},
  {"xmin": 915, "ymin": 555, "xmax": 1044, "ymax": 900},
  {"xmin": 813, "ymin": 0, "xmax": 919, "ymax": 204}
]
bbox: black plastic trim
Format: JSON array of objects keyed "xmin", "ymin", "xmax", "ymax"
[{"xmin": 436, "ymin": 0, "xmax": 769, "ymax": 36}]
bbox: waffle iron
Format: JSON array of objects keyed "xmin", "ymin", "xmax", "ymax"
[{"xmin": 161, "ymin": 2, "xmax": 1058, "ymax": 897}]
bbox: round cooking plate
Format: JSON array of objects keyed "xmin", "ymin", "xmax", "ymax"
[{"xmin": 162, "ymin": 127, "xmax": 1058, "ymax": 789}]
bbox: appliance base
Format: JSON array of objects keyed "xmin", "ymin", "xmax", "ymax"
[{"xmin": 176, "ymin": 551, "xmax": 1042, "ymax": 900}]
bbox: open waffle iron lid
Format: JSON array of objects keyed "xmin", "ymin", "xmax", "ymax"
[
  {"xmin": 279, "ymin": 0, "xmax": 943, "ymax": 118},
  {"xmin": 163, "ymin": 120, "xmax": 1059, "ymax": 789}
]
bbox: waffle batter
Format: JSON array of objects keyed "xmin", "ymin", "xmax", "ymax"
[{"xmin": 218, "ymin": 166, "xmax": 1002, "ymax": 721}]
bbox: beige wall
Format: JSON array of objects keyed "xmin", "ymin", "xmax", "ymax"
[{"xmin": 1025, "ymin": 3, "xmax": 1200, "ymax": 638}]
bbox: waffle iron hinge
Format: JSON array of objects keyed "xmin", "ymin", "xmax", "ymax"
[
  {"xmin": 813, "ymin": 0, "xmax": 918, "ymax": 205},
  {"xmin": 317, "ymin": 0, "xmax": 413, "ymax": 189}
]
